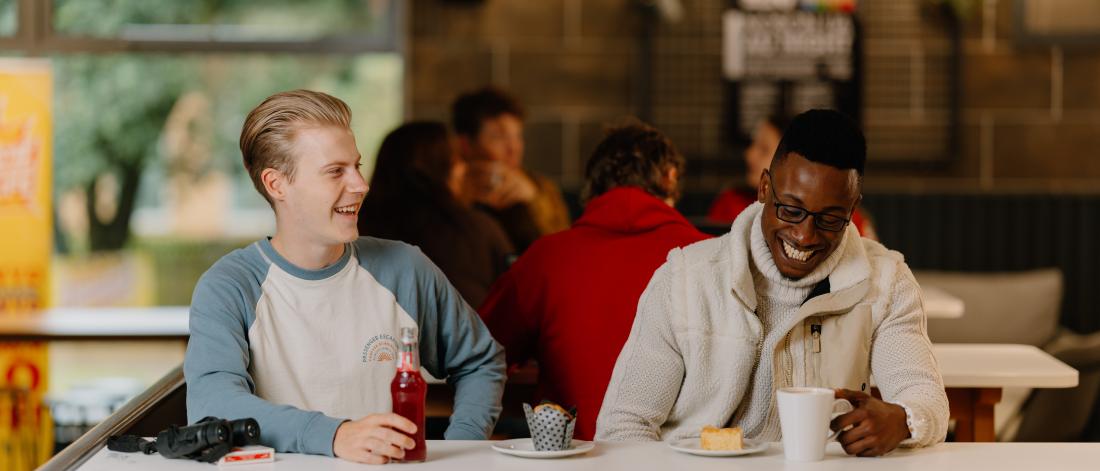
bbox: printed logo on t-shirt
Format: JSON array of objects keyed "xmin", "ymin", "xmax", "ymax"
[{"xmin": 361, "ymin": 334, "xmax": 397, "ymax": 363}]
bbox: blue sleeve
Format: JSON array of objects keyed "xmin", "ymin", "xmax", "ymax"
[
  {"xmin": 184, "ymin": 269, "xmax": 344, "ymax": 456},
  {"xmin": 413, "ymin": 250, "xmax": 507, "ymax": 439}
]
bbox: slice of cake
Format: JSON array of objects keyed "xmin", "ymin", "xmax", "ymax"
[{"xmin": 700, "ymin": 425, "xmax": 743, "ymax": 451}]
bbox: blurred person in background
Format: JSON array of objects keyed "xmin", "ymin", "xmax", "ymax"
[
  {"xmin": 185, "ymin": 91, "xmax": 505, "ymax": 464},
  {"xmin": 708, "ymin": 115, "xmax": 876, "ymax": 239},
  {"xmin": 452, "ymin": 87, "xmax": 571, "ymax": 252},
  {"xmin": 359, "ymin": 121, "xmax": 514, "ymax": 308},
  {"xmin": 479, "ymin": 122, "xmax": 710, "ymax": 440}
]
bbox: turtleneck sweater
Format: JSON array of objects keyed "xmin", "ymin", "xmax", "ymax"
[{"xmin": 732, "ymin": 212, "xmax": 847, "ymax": 440}]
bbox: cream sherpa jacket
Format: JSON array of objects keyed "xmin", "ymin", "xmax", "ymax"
[{"xmin": 595, "ymin": 203, "xmax": 948, "ymax": 446}]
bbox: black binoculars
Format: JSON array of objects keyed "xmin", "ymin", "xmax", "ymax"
[
  {"xmin": 108, "ymin": 416, "xmax": 261, "ymax": 463},
  {"xmin": 155, "ymin": 416, "xmax": 261, "ymax": 462}
]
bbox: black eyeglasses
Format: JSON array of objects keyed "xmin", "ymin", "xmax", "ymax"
[{"xmin": 765, "ymin": 171, "xmax": 852, "ymax": 232}]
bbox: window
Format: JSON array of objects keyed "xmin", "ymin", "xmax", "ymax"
[
  {"xmin": 52, "ymin": 52, "xmax": 402, "ymax": 243},
  {"xmin": 46, "ymin": 0, "xmax": 398, "ymax": 51},
  {"xmin": 53, "ymin": 0, "xmax": 392, "ymax": 41},
  {"xmin": 2, "ymin": 0, "xmax": 404, "ymax": 252},
  {"xmin": 0, "ymin": 0, "xmax": 14, "ymax": 36}
]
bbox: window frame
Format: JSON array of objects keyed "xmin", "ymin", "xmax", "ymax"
[{"xmin": 0, "ymin": 0, "xmax": 404, "ymax": 54}]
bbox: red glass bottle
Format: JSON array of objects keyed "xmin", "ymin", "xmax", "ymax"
[{"xmin": 390, "ymin": 327, "xmax": 427, "ymax": 462}]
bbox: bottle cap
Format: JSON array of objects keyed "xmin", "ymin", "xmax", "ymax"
[{"xmin": 400, "ymin": 327, "xmax": 417, "ymax": 344}]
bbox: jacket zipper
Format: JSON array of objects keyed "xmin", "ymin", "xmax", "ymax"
[{"xmin": 783, "ymin": 331, "xmax": 793, "ymax": 387}]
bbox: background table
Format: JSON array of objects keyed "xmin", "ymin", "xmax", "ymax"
[
  {"xmin": 0, "ymin": 307, "xmax": 190, "ymax": 341},
  {"xmin": 932, "ymin": 343, "xmax": 1078, "ymax": 442},
  {"xmin": 78, "ymin": 440, "xmax": 1100, "ymax": 470}
]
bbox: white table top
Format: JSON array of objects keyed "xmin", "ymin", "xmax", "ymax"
[
  {"xmin": 932, "ymin": 343, "xmax": 1078, "ymax": 389},
  {"xmin": 0, "ymin": 307, "xmax": 190, "ymax": 340},
  {"xmin": 922, "ymin": 286, "xmax": 965, "ymax": 319},
  {"xmin": 79, "ymin": 440, "xmax": 1100, "ymax": 471}
]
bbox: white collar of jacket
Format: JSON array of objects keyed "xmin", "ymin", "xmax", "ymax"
[{"xmin": 726, "ymin": 202, "xmax": 871, "ymax": 316}]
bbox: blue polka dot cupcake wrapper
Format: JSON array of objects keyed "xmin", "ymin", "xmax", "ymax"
[{"xmin": 523, "ymin": 403, "xmax": 576, "ymax": 452}]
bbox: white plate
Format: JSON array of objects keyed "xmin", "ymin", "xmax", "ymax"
[
  {"xmin": 491, "ymin": 439, "xmax": 595, "ymax": 459},
  {"xmin": 668, "ymin": 437, "xmax": 769, "ymax": 457}
]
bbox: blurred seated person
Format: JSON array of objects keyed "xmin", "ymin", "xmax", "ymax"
[
  {"xmin": 708, "ymin": 115, "xmax": 876, "ymax": 239},
  {"xmin": 597, "ymin": 110, "xmax": 947, "ymax": 456},
  {"xmin": 479, "ymin": 123, "xmax": 710, "ymax": 440},
  {"xmin": 359, "ymin": 121, "xmax": 514, "ymax": 307},
  {"xmin": 452, "ymin": 87, "xmax": 570, "ymax": 252}
]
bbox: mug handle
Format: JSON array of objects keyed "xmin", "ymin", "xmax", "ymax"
[{"xmin": 825, "ymin": 399, "xmax": 855, "ymax": 441}]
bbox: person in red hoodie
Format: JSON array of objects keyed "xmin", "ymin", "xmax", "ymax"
[{"xmin": 478, "ymin": 123, "xmax": 710, "ymax": 440}]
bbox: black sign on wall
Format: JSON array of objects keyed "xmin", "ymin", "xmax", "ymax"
[{"xmin": 722, "ymin": 8, "xmax": 862, "ymax": 143}]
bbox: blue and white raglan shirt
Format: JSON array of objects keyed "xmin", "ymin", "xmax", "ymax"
[{"xmin": 184, "ymin": 237, "xmax": 506, "ymax": 456}]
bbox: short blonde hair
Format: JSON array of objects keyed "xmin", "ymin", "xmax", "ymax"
[{"xmin": 239, "ymin": 89, "xmax": 352, "ymax": 205}]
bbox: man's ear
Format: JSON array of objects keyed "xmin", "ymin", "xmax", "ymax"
[
  {"xmin": 757, "ymin": 170, "xmax": 769, "ymax": 203},
  {"xmin": 662, "ymin": 166, "xmax": 679, "ymax": 193},
  {"xmin": 654, "ymin": 166, "xmax": 679, "ymax": 206},
  {"xmin": 261, "ymin": 168, "xmax": 286, "ymax": 202}
]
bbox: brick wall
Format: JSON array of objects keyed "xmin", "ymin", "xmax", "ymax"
[
  {"xmin": 407, "ymin": 0, "xmax": 639, "ymax": 188},
  {"xmin": 871, "ymin": 0, "xmax": 1100, "ymax": 193},
  {"xmin": 407, "ymin": 0, "xmax": 1100, "ymax": 194}
]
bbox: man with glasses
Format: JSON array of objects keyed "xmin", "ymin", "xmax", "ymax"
[{"xmin": 596, "ymin": 110, "xmax": 948, "ymax": 457}]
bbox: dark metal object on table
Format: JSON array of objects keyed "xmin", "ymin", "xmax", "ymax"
[
  {"xmin": 154, "ymin": 417, "xmax": 259, "ymax": 463},
  {"xmin": 106, "ymin": 416, "xmax": 260, "ymax": 463}
]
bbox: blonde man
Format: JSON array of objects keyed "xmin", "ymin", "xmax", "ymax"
[{"xmin": 184, "ymin": 90, "xmax": 505, "ymax": 464}]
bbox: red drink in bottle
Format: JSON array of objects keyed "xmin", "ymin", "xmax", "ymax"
[{"xmin": 390, "ymin": 327, "xmax": 427, "ymax": 462}]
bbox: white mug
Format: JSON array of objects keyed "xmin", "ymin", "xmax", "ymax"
[{"xmin": 776, "ymin": 387, "xmax": 853, "ymax": 462}]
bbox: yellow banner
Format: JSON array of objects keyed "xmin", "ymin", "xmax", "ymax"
[
  {"xmin": 0, "ymin": 59, "xmax": 53, "ymax": 468},
  {"xmin": 0, "ymin": 59, "xmax": 52, "ymax": 312}
]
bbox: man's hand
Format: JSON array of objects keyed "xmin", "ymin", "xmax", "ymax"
[
  {"xmin": 830, "ymin": 389, "xmax": 910, "ymax": 457},
  {"xmin": 332, "ymin": 413, "xmax": 417, "ymax": 464},
  {"xmin": 485, "ymin": 166, "xmax": 537, "ymax": 208},
  {"xmin": 468, "ymin": 161, "xmax": 537, "ymax": 209}
]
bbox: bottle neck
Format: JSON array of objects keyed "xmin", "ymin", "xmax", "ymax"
[{"xmin": 397, "ymin": 343, "xmax": 420, "ymax": 372}]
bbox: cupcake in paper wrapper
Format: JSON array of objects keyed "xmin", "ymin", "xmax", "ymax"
[{"xmin": 523, "ymin": 401, "xmax": 577, "ymax": 451}]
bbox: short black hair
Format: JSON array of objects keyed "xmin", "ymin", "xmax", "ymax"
[
  {"xmin": 772, "ymin": 109, "xmax": 865, "ymax": 176},
  {"xmin": 581, "ymin": 122, "xmax": 685, "ymax": 204},
  {"xmin": 451, "ymin": 86, "xmax": 525, "ymax": 138}
]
